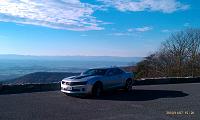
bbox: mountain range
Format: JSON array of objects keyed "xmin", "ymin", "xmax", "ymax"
[{"xmin": 0, "ymin": 54, "xmax": 143, "ymax": 62}]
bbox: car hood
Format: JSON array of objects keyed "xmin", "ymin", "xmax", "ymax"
[{"xmin": 62, "ymin": 75, "xmax": 101, "ymax": 82}]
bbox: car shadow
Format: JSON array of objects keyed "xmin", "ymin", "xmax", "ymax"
[{"xmin": 94, "ymin": 89, "xmax": 188, "ymax": 101}]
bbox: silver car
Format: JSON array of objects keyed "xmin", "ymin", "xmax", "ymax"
[{"xmin": 61, "ymin": 67, "xmax": 134, "ymax": 97}]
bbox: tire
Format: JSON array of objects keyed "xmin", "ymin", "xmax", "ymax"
[
  {"xmin": 125, "ymin": 79, "xmax": 133, "ymax": 92},
  {"xmin": 92, "ymin": 82, "xmax": 103, "ymax": 97}
]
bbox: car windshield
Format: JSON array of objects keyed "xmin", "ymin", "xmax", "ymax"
[{"xmin": 82, "ymin": 69, "xmax": 108, "ymax": 76}]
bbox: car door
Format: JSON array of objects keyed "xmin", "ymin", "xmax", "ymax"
[
  {"xmin": 113, "ymin": 68, "xmax": 125, "ymax": 87},
  {"xmin": 105, "ymin": 68, "xmax": 123, "ymax": 89}
]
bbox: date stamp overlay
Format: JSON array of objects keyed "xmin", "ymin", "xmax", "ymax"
[{"xmin": 166, "ymin": 111, "xmax": 195, "ymax": 115}]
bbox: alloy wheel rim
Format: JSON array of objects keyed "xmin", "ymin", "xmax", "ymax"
[
  {"xmin": 127, "ymin": 81, "xmax": 132, "ymax": 91},
  {"xmin": 96, "ymin": 87, "xmax": 101, "ymax": 96}
]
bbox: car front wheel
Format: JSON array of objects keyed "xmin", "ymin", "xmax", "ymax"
[
  {"xmin": 125, "ymin": 79, "xmax": 133, "ymax": 92},
  {"xmin": 92, "ymin": 82, "xmax": 103, "ymax": 97}
]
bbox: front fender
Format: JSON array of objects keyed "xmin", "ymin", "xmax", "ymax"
[{"xmin": 87, "ymin": 78, "xmax": 101, "ymax": 86}]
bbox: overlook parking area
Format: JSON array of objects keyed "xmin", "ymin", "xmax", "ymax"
[{"xmin": 0, "ymin": 83, "xmax": 199, "ymax": 120}]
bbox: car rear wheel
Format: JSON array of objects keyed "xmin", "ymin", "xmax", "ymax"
[
  {"xmin": 92, "ymin": 82, "xmax": 103, "ymax": 97},
  {"xmin": 125, "ymin": 79, "xmax": 133, "ymax": 92}
]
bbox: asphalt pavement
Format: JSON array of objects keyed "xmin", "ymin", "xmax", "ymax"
[{"xmin": 0, "ymin": 83, "xmax": 199, "ymax": 120}]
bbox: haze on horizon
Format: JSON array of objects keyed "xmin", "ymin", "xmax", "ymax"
[{"xmin": 0, "ymin": 0, "xmax": 199, "ymax": 57}]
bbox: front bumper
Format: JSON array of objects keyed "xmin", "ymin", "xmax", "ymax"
[{"xmin": 61, "ymin": 83, "xmax": 93, "ymax": 94}]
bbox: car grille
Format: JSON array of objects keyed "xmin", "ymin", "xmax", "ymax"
[{"xmin": 62, "ymin": 81, "xmax": 87, "ymax": 86}]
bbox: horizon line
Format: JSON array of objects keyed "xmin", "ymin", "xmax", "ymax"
[{"xmin": 0, "ymin": 54, "xmax": 145, "ymax": 58}]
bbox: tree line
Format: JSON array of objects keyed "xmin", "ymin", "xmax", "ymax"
[{"xmin": 136, "ymin": 28, "xmax": 200, "ymax": 78}]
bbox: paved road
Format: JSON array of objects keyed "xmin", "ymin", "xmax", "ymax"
[{"xmin": 0, "ymin": 83, "xmax": 199, "ymax": 120}]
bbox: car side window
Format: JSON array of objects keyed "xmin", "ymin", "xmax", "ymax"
[
  {"xmin": 107, "ymin": 68, "xmax": 124, "ymax": 76},
  {"xmin": 115, "ymin": 68, "xmax": 124, "ymax": 75},
  {"xmin": 106, "ymin": 69, "xmax": 115, "ymax": 76}
]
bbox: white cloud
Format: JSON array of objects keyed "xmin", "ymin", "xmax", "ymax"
[
  {"xmin": 98, "ymin": 0, "xmax": 189, "ymax": 13},
  {"xmin": 110, "ymin": 26, "xmax": 152, "ymax": 36},
  {"xmin": 134, "ymin": 26, "xmax": 153, "ymax": 32},
  {"xmin": 184, "ymin": 23, "xmax": 190, "ymax": 27},
  {"xmin": 127, "ymin": 28, "xmax": 133, "ymax": 32},
  {"xmin": 0, "ymin": 0, "xmax": 103, "ymax": 31},
  {"xmin": 161, "ymin": 29, "xmax": 170, "ymax": 33},
  {"xmin": 80, "ymin": 34, "xmax": 88, "ymax": 37},
  {"xmin": 109, "ymin": 32, "xmax": 137, "ymax": 36},
  {"xmin": 110, "ymin": 32, "xmax": 129, "ymax": 36}
]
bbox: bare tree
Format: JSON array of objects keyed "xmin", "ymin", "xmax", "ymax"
[{"xmin": 136, "ymin": 28, "xmax": 200, "ymax": 78}]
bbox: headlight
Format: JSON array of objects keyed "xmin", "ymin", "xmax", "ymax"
[{"xmin": 61, "ymin": 81, "xmax": 65, "ymax": 84}]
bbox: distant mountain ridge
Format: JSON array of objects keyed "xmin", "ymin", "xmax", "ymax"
[
  {"xmin": 4, "ymin": 72, "xmax": 80, "ymax": 85},
  {"xmin": 0, "ymin": 55, "xmax": 142, "ymax": 83},
  {"xmin": 0, "ymin": 54, "xmax": 143, "ymax": 62},
  {"xmin": 3, "ymin": 66, "xmax": 136, "ymax": 85}
]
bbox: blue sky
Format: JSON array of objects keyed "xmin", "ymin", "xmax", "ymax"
[{"xmin": 0, "ymin": 0, "xmax": 199, "ymax": 57}]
